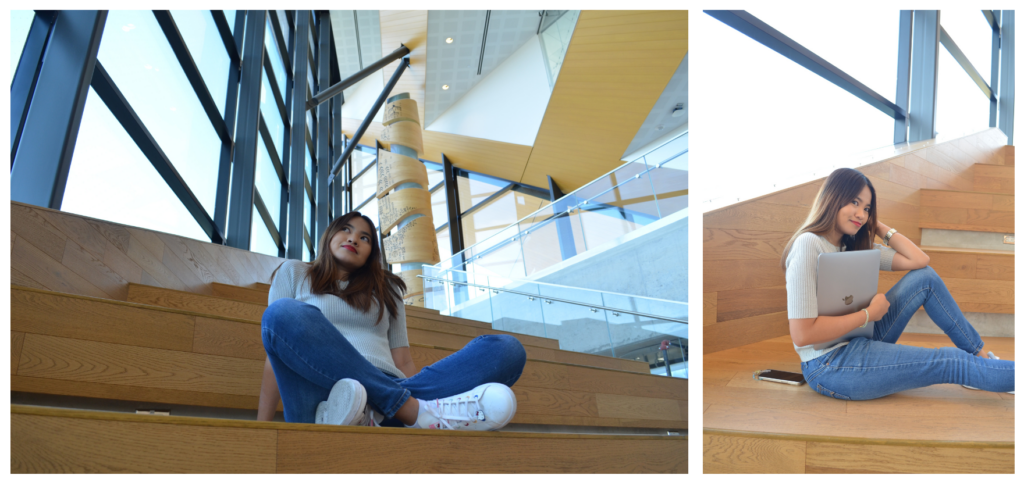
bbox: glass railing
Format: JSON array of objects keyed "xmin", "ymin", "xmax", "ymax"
[
  {"xmin": 421, "ymin": 265, "xmax": 688, "ymax": 378},
  {"xmin": 437, "ymin": 133, "xmax": 688, "ymax": 282}
]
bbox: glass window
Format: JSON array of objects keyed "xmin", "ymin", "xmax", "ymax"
[
  {"xmin": 251, "ymin": 209, "xmax": 279, "ymax": 257},
  {"xmin": 436, "ymin": 227, "xmax": 453, "ymax": 265},
  {"xmin": 461, "ymin": 190, "xmax": 520, "ymax": 247},
  {"xmin": 350, "ymin": 148, "xmax": 376, "ymax": 175},
  {"xmin": 941, "ymin": 10, "xmax": 994, "ymax": 83},
  {"xmin": 11, "ymin": 10, "xmax": 35, "ymax": 82},
  {"xmin": 98, "ymin": 10, "xmax": 222, "ymax": 219},
  {"xmin": 170, "ymin": 10, "xmax": 231, "ymax": 116},
  {"xmin": 304, "ymin": 184, "xmax": 312, "ymax": 233},
  {"xmin": 700, "ymin": 12, "xmax": 894, "ymax": 208},
  {"xmin": 64, "ymin": 87, "xmax": 209, "ymax": 242},
  {"xmin": 431, "ymin": 187, "xmax": 447, "ymax": 229},
  {"xmin": 935, "ymin": 45, "xmax": 991, "ymax": 139},
  {"xmin": 254, "ymin": 136, "xmax": 282, "ymax": 226},
  {"xmin": 305, "ymin": 144, "xmax": 314, "ymax": 185},
  {"xmin": 357, "ymin": 198, "xmax": 379, "ymax": 229},
  {"xmin": 352, "ymin": 163, "xmax": 378, "ymax": 206},
  {"xmin": 457, "ymin": 174, "xmax": 509, "ymax": 213},
  {"xmin": 264, "ymin": 17, "xmax": 288, "ymax": 97},
  {"xmin": 426, "ymin": 164, "xmax": 444, "ymax": 189},
  {"xmin": 260, "ymin": 68, "xmax": 286, "ymax": 160},
  {"xmin": 303, "ymin": 240, "xmax": 311, "ymax": 262},
  {"xmin": 747, "ymin": 8, "xmax": 900, "ymax": 103},
  {"xmin": 224, "ymin": 10, "xmax": 236, "ymax": 33},
  {"xmin": 275, "ymin": 11, "xmax": 291, "ymax": 50}
]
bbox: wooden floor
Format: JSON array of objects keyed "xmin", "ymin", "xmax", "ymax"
[{"xmin": 704, "ymin": 334, "xmax": 1014, "ymax": 473}]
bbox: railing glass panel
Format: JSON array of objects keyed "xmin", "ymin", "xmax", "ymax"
[
  {"xmin": 421, "ymin": 265, "xmax": 687, "ymax": 378},
  {"xmin": 437, "ymin": 133, "xmax": 688, "ymax": 280}
]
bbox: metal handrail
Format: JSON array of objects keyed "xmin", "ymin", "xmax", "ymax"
[{"xmin": 417, "ymin": 275, "xmax": 687, "ymax": 324}]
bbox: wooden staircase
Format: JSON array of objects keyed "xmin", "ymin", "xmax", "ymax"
[
  {"xmin": 9, "ymin": 202, "xmax": 686, "ymax": 473},
  {"xmin": 703, "ymin": 131, "xmax": 1013, "ymax": 473}
]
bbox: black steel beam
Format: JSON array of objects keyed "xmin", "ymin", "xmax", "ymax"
[
  {"xmin": 307, "ymin": 44, "xmax": 410, "ymax": 111},
  {"xmin": 548, "ymin": 175, "xmax": 577, "ymax": 261},
  {"xmin": 332, "ymin": 93, "xmax": 344, "ymax": 217},
  {"xmin": 939, "ymin": 27, "xmax": 993, "ymax": 100},
  {"xmin": 154, "ymin": 11, "xmax": 231, "ymax": 146},
  {"xmin": 211, "ymin": 10, "xmax": 240, "ymax": 65},
  {"xmin": 706, "ymin": 10, "xmax": 905, "ymax": 120},
  {"xmin": 91, "ymin": 62, "xmax": 220, "ymax": 243},
  {"xmin": 990, "ymin": 11, "xmax": 1002, "ymax": 128},
  {"xmin": 909, "ymin": 10, "xmax": 940, "ymax": 142},
  {"xmin": 316, "ymin": 10, "xmax": 332, "ymax": 242},
  {"xmin": 11, "ymin": 10, "xmax": 105, "ymax": 210},
  {"xmin": 226, "ymin": 10, "xmax": 267, "ymax": 250},
  {"xmin": 998, "ymin": 11, "xmax": 1015, "ymax": 144},
  {"xmin": 212, "ymin": 10, "xmax": 244, "ymax": 240},
  {"xmin": 442, "ymin": 154, "xmax": 466, "ymax": 261},
  {"xmin": 894, "ymin": 10, "xmax": 912, "ymax": 144},
  {"xmin": 11, "ymin": 11, "xmax": 55, "ymax": 159},
  {"xmin": 329, "ymin": 57, "xmax": 410, "ymax": 180},
  {"xmin": 286, "ymin": 12, "xmax": 311, "ymax": 260}
]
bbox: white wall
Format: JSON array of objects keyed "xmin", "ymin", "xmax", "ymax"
[{"xmin": 426, "ymin": 35, "xmax": 551, "ymax": 146}]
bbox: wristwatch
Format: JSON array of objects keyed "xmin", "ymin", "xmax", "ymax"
[{"xmin": 883, "ymin": 228, "xmax": 897, "ymax": 246}]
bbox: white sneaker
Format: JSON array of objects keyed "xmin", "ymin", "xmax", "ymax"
[
  {"xmin": 413, "ymin": 383, "xmax": 517, "ymax": 431},
  {"xmin": 315, "ymin": 379, "xmax": 368, "ymax": 425}
]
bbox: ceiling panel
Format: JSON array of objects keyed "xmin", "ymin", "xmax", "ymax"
[
  {"xmin": 424, "ymin": 11, "xmax": 539, "ymax": 127},
  {"xmin": 622, "ymin": 53, "xmax": 687, "ymax": 158},
  {"xmin": 519, "ymin": 10, "xmax": 688, "ymax": 192}
]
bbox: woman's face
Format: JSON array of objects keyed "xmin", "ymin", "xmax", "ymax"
[
  {"xmin": 329, "ymin": 217, "xmax": 374, "ymax": 275},
  {"xmin": 835, "ymin": 185, "xmax": 872, "ymax": 237}
]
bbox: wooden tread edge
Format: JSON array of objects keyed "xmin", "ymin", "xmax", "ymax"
[
  {"xmin": 703, "ymin": 428, "xmax": 1013, "ymax": 449},
  {"xmin": 10, "ymin": 285, "xmax": 670, "ymax": 379},
  {"xmin": 920, "ymin": 246, "xmax": 1015, "ymax": 256},
  {"xmin": 12, "ymin": 405, "xmax": 684, "ymax": 441},
  {"xmin": 917, "ymin": 224, "xmax": 1013, "ymax": 234}
]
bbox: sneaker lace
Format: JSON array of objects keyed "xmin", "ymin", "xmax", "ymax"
[{"xmin": 425, "ymin": 396, "xmax": 482, "ymax": 430}]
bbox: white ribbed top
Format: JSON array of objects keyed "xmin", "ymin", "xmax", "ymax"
[
  {"xmin": 785, "ymin": 233, "xmax": 896, "ymax": 362},
  {"xmin": 267, "ymin": 260, "xmax": 409, "ymax": 378}
]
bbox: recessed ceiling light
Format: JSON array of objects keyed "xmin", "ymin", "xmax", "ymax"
[
  {"xmin": 442, "ymin": 84, "xmax": 450, "ymax": 90},
  {"xmin": 445, "ymin": 37, "xmax": 454, "ymax": 44}
]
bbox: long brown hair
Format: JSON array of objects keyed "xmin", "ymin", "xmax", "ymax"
[
  {"xmin": 780, "ymin": 168, "xmax": 878, "ymax": 270},
  {"xmin": 272, "ymin": 211, "xmax": 406, "ymax": 324}
]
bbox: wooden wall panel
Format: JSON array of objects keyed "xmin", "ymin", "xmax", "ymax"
[
  {"xmin": 10, "ymin": 201, "xmax": 286, "ymax": 301},
  {"xmin": 703, "ymin": 433, "xmax": 806, "ymax": 474},
  {"xmin": 703, "ymin": 128, "xmax": 1009, "ymax": 354}
]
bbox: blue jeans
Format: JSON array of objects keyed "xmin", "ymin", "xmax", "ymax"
[
  {"xmin": 802, "ymin": 266, "xmax": 1014, "ymax": 400},
  {"xmin": 261, "ymin": 298, "xmax": 527, "ymax": 423}
]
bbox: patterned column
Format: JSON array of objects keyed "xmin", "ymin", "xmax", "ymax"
[{"xmin": 377, "ymin": 93, "xmax": 439, "ymax": 306}]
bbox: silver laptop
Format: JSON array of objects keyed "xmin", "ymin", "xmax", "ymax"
[{"xmin": 812, "ymin": 250, "xmax": 881, "ymax": 350}]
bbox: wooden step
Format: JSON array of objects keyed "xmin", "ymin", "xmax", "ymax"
[
  {"xmin": 921, "ymin": 247, "xmax": 1014, "ymax": 282},
  {"xmin": 1003, "ymin": 145, "xmax": 1014, "ymax": 167},
  {"xmin": 972, "ymin": 164, "xmax": 1014, "ymax": 194},
  {"xmin": 11, "ymin": 286, "xmax": 684, "ymax": 430},
  {"xmin": 919, "ymin": 189, "xmax": 1013, "ymax": 233},
  {"xmin": 208, "ymin": 281, "xmax": 500, "ymax": 332},
  {"xmin": 125, "ymin": 283, "xmax": 563, "ymax": 352},
  {"xmin": 211, "ymin": 282, "xmax": 268, "ymax": 305},
  {"xmin": 704, "ymin": 333, "xmax": 1013, "ymax": 473},
  {"xmin": 11, "ymin": 405, "xmax": 687, "ymax": 473}
]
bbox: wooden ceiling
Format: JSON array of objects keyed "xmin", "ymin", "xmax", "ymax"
[{"xmin": 342, "ymin": 10, "xmax": 687, "ymax": 192}]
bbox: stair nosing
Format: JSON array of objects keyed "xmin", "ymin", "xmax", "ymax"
[
  {"xmin": 919, "ymin": 188, "xmax": 1015, "ymax": 197},
  {"xmin": 920, "ymin": 246, "xmax": 1015, "ymax": 256},
  {"xmin": 703, "ymin": 427, "xmax": 1011, "ymax": 449},
  {"xmin": 11, "ymin": 285, "xmax": 667, "ymax": 378},
  {"xmin": 12, "ymin": 404, "xmax": 684, "ymax": 440}
]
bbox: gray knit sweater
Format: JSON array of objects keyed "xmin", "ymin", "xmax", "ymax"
[
  {"xmin": 785, "ymin": 232, "xmax": 896, "ymax": 362},
  {"xmin": 267, "ymin": 260, "xmax": 409, "ymax": 378}
]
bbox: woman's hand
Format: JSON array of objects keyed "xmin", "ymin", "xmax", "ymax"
[{"xmin": 867, "ymin": 293, "xmax": 889, "ymax": 322}]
